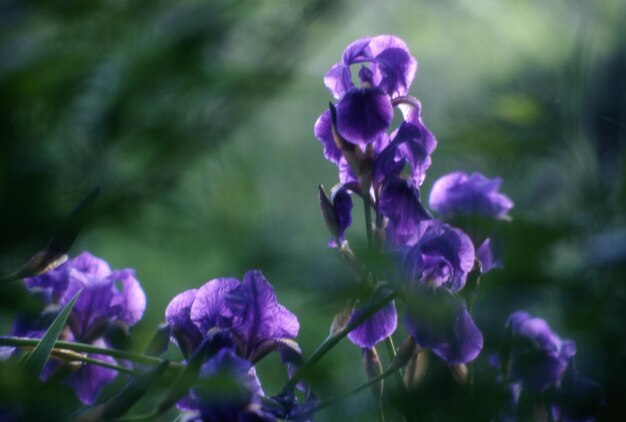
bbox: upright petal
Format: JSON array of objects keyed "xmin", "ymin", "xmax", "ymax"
[
  {"xmin": 323, "ymin": 64, "xmax": 353, "ymax": 99},
  {"xmin": 369, "ymin": 35, "xmax": 417, "ymax": 97},
  {"xmin": 226, "ymin": 270, "xmax": 299, "ymax": 356},
  {"xmin": 190, "ymin": 278, "xmax": 241, "ymax": 335},
  {"xmin": 166, "ymin": 289, "xmax": 203, "ymax": 351}
]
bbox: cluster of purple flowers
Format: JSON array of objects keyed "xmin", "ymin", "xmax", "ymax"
[
  {"xmin": 315, "ymin": 35, "xmax": 513, "ymax": 365},
  {"xmin": 0, "ymin": 34, "xmax": 604, "ymax": 422},
  {"xmin": 2, "ymin": 252, "xmax": 146, "ymax": 404}
]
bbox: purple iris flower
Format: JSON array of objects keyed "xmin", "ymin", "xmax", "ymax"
[
  {"xmin": 314, "ymin": 35, "xmax": 425, "ymax": 162},
  {"xmin": 429, "ymin": 171, "xmax": 513, "ymax": 220},
  {"xmin": 429, "ymin": 171, "xmax": 513, "ymax": 273},
  {"xmin": 12, "ymin": 252, "xmax": 146, "ymax": 404},
  {"xmin": 186, "ymin": 348, "xmax": 275, "ymax": 422},
  {"xmin": 504, "ymin": 311, "xmax": 576, "ymax": 392},
  {"xmin": 399, "ymin": 220, "xmax": 482, "ymax": 364},
  {"xmin": 165, "ymin": 270, "xmax": 300, "ymax": 415},
  {"xmin": 166, "ymin": 270, "xmax": 299, "ymax": 360}
]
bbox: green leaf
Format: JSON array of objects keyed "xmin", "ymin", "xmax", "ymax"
[{"xmin": 22, "ymin": 289, "xmax": 82, "ymax": 376}]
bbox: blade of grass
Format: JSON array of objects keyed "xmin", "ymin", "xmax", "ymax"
[{"xmin": 22, "ymin": 289, "xmax": 82, "ymax": 376}]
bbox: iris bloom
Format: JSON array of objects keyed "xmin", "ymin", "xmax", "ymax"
[
  {"xmin": 165, "ymin": 270, "xmax": 300, "ymax": 418},
  {"xmin": 9, "ymin": 252, "xmax": 146, "ymax": 404},
  {"xmin": 504, "ymin": 311, "xmax": 576, "ymax": 392},
  {"xmin": 429, "ymin": 171, "xmax": 514, "ymax": 273}
]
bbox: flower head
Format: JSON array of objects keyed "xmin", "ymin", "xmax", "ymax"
[
  {"xmin": 429, "ymin": 172, "xmax": 513, "ymax": 221},
  {"xmin": 16, "ymin": 252, "xmax": 146, "ymax": 404},
  {"xmin": 165, "ymin": 270, "xmax": 299, "ymax": 360},
  {"xmin": 504, "ymin": 311, "xmax": 576, "ymax": 392}
]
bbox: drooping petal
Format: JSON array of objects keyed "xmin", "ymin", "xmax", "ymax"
[
  {"xmin": 313, "ymin": 110, "xmax": 343, "ymax": 164},
  {"xmin": 336, "ymin": 87, "xmax": 393, "ymax": 147},
  {"xmin": 226, "ymin": 270, "xmax": 299, "ymax": 356},
  {"xmin": 379, "ymin": 178, "xmax": 431, "ymax": 246},
  {"xmin": 347, "ymin": 300, "xmax": 398, "ymax": 349},
  {"xmin": 63, "ymin": 350, "xmax": 118, "ymax": 405},
  {"xmin": 166, "ymin": 289, "xmax": 203, "ymax": 351},
  {"xmin": 190, "ymin": 278, "xmax": 241, "ymax": 335},
  {"xmin": 404, "ymin": 288, "xmax": 482, "ymax": 364},
  {"xmin": 369, "ymin": 35, "xmax": 417, "ymax": 97}
]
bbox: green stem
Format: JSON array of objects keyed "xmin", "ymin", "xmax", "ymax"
[
  {"xmin": 363, "ymin": 195, "xmax": 374, "ymax": 252},
  {"xmin": 279, "ymin": 291, "xmax": 396, "ymax": 395},
  {"xmin": 113, "ymin": 410, "xmax": 158, "ymax": 422},
  {"xmin": 316, "ymin": 364, "xmax": 400, "ymax": 410},
  {"xmin": 0, "ymin": 337, "xmax": 182, "ymax": 370},
  {"xmin": 53, "ymin": 350, "xmax": 141, "ymax": 375}
]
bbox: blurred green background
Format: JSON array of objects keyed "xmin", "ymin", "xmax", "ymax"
[{"xmin": 1, "ymin": 0, "xmax": 625, "ymax": 420}]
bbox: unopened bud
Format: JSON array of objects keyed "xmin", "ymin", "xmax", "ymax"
[
  {"xmin": 318, "ymin": 185, "xmax": 339, "ymax": 240},
  {"xmin": 330, "ymin": 304, "xmax": 354, "ymax": 336},
  {"xmin": 450, "ymin": 363, "xmax": 468, "ymax": 385},
  {"xmin": 404, "ymin": 349, "xmax": 428, "ymax": 389},
  {"xmin": 362, "ymin": 347, "xmax": 383, "ymax": 401},
  {"xmin": 389, "ymin": 337, "xmax": 418, "ymax": 372}
]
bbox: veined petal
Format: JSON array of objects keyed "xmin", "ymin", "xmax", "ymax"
[
  {"xmin": 323, "ymin": 64, "xmax": 353, "ymax": 99},
  {"xmin": 347, "ymin": 300, "xmax": 398, "ymax": 349},
  {"xmin": 226, "ymin": 270, "xmax": 299, "ymax": 356},
  {"xmin": 166, "ymin": 289, "xmax": 203, "ymax": 350},
  {"xmin": 369, "ymin": 35, "xmax": 417, "ymax": 97},
  {"xmin": 190, "ymin": 278, "xmax": 241, "ymax": 335},
  {"xmin": 336, "ymin": 87, "xmax": 393, "ymax": 147}
]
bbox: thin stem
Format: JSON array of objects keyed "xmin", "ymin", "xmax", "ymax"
[
  {"xmin": 113, "ymin": 410, "xmax": 158, "ymax": 422},
  {"xmin": 363, "ymin": 195, "xmax": 374, "ymax": 252},
  {"xmin": 317, "ymin": 364, "xmax": 400, "ymax": 411},
  {"xmin": 279, "ymin": 291, "xmax": 396, "ymax": 395},
  {"xmin": 0, "ymin": 337, "xmax": 182, "ymax": 370},
  {"xmin": 49, "ymin": 349, "xmax": 140, "ymax": 375}
]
